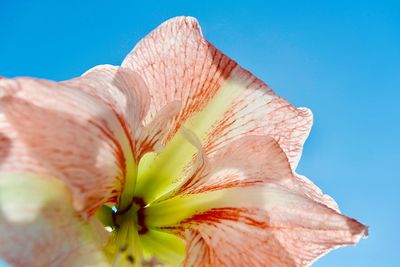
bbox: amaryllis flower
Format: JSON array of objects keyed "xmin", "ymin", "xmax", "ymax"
[{"xmin": 0, "ymin": 17, "xmax": 367, "ymax": 267}]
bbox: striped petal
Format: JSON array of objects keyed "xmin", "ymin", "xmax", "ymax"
[
  {"xmin": 176, "ymin": 135, "xmax": 292, "ymax": 195},
  {"xmin": 122, "ymin": 16, "xmax": 312, "ymax": 173},
  {"xmin": 144, "ymin": 134, "xmax": 366, "ymax": 266},
  {"xmin": 65, "ymin": 65, "xmax": 150, "ymax": 142},
  {"xmin": 64, "ymin": 65, "xmax": 180, "ymax": 161},
  {"xmin": 175, "ymin": 135, "xmax": 339, "ymax": 211},
  {"xmin": 0, "ymin": 66, "xmax": 179, "ymax": 214},
  {"xmin": 145, "ymin": 146, "xmax": 339, "ymax": 230},
  {"xmin": 0, "ymin": 78, "xmax": 123, "ymax": 215},
  {"xmin": 0, "ymin": 174, "xmax": 109, "ymax": 267},
  {"xmin": 148, "ymin": 185, "xmax": 367, "ymax": 267},
  {"xmin": 0, "ymin": 74, "xmax": 139, "ymax": 215}
]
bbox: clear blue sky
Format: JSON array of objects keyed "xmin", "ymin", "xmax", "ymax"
[{"xmin": 1, "ymin": 0, "xmax": 399, "ymax": 266}]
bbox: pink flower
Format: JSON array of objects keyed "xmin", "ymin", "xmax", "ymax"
[{"xmin": 0, "ymin": 17, "xmax": 367, "ymax": 266}]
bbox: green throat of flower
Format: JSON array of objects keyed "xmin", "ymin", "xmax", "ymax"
[
  {"xmin": 95, "ymin": 83, "xmax": 250, "ymax": 266},
  {"xmin": 95, "ymin": 130, "xmax": 209, "ymax": 267}
]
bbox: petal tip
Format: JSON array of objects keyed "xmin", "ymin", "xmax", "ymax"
[
  {"xmin": 346, "ymin": 217, "xmax": 369, "ymax": 243},
  {"xmin": 298, "ymin": 106, "xmax": 313, "ymax": 121},
  {"xmin": 163, "ymin": 16, "xmax": 201, "ymax": 27},
  {"xmin": 358, "ymin": 223, "xmax": 369, "ymax": 239},
  {"xmin": 155, "ymin": 16, "xmax": 204, "ymax": 39}
]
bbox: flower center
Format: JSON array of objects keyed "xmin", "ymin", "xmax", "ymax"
[
  {"xmin": 95, "ymin": 130, "xmax": 203, "ymax": 265},
  {"xmin": 113, "ymin": 197, "xmax": 148, "ymax": 235}
]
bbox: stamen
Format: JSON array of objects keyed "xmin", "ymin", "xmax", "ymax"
[
  {"xmin": 119, "ymin": 244, "xmax": 127, "ymax": 252},
  {"xmin": 113, "ymin": 218, "xmax": 141, "ymax": 266},
  {"xmin": 112, "ymin": 197, "xmax": 148, "ymax": 234},
  {"xmin": 132, "ymin": 197, "xmax": 148, "ymax": 235},
  {"xmin": 112, "ymin": 202, "xmax": 148, "ymax": 267},
  {"xmin": 126, "ymin": 254, "xmax": 134, "ymax": 263}
]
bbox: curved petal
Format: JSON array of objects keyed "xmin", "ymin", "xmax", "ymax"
[
  {"xmin": 69, "ymin": 66, "xmax": 181, "ymax": 208},
  {"xmin": 165, "ymin": 135, "xmax": 337, "ymax": 211},
  {"xmin": 148, "ymin": 185, "xmax": 367, "ymax": 267},
  {"xmin": 0, "ymin": 77, "xmax": 132, "ymax": 215},
  {"xmin": 1, "ymin": 65, "xmax": 181, "ymax": 213},
  {"xmin": 122, "ymin": 16, "xmax": 312, "ymax": 171},
  {"xmin": 66, "ymin": 65, "xmax": 151, "ymax": 138},
  {"xmin": 0, "ymin": 174, "xmax": 109, "ymax": 267},
  {"xmin": 64, "ymin": 65, "xmax": 163, "ymax": 162},
  {"xmin": 176, "ymin": 135, "xmax": 292, "ymax": 195},
  {"xmin": 134, "ymin": 101, "xmax": 181, "ymax": 159}
]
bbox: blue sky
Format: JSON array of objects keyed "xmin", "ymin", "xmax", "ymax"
[{"xmin": 1, "ymin": 0, "xmax": 399, "ymax": 266}]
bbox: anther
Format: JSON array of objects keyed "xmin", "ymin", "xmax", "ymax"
[
  {"xmin": 126, "ymin": 254, "xmax": 134, "ymax": 264},
  {"xmin": 119, "ymin": 244, "xmax": 128, "ymax": 252}
]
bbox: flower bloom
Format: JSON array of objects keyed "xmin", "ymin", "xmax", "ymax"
[{"xmin": 0, "ymin": 17, "xmax": 367, "ymax": 266}]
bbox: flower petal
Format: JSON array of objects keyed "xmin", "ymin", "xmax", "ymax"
[
  {"xmin": 176, "ymin": 135, "xmax": 291, "ymax": 195},
  {"xmin": 0, "ymin": 77, "xmax": 133, "ymax": 215},
  {"xmin": 66, "ymin": 65, "xmax": 150, "ymax": 139},
  {"xmin": 67, "ymin": 65, "xmax": 182, "ymax": 209},
  {"xmin": 64, "ymin": 65, "xmax": 175, "ymax": 162},
  {"xmin": 149, "ymin": 185, "xmax": 367, "ymax": 267},
  {"xmin": 134, "ymin": 100, "xmax": 181, "ymax": 159},
  {"xmin": 175, "ymin": 135, "xmax": 339, "ymax": 211},
  {"xmin": 0, "ymin": 174, "xmax": 109, "ymax": 267},
  {"xmin": 1, "ymin": 64, "xmax": 179, "ymax": 216},
  {"xmin": 122, "ymin": 16, "xmax": 312, "ymax": 170}
]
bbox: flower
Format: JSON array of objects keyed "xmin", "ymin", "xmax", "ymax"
[{"xmin": 0, "ymin": 17, "xmax": 367, "ymax": 267}]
